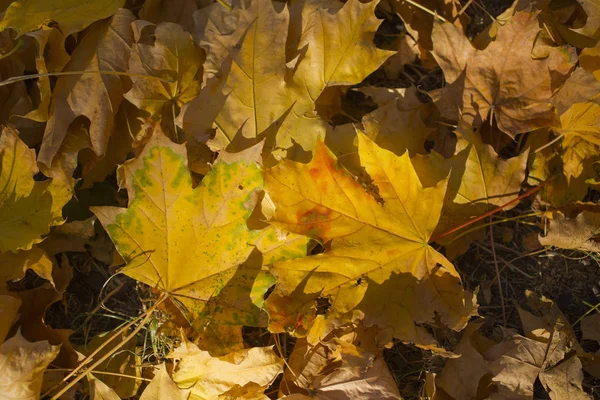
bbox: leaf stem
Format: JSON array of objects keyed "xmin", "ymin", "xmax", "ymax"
[
  {"xmin": 488, "ymin": 222, "xmax": 507, "ymax": 326},
  {"xmin": 430, "ymin": 182, "xmax": 548, "ymax": 243}
]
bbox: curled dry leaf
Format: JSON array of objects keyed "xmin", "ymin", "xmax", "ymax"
[
  {"xmin": 281, "ymin": 324, "xmax": 401, "ymax": 399},
  {"xmin": 171, "ymin": 337, "xmax": 284, "ymax": 399}
]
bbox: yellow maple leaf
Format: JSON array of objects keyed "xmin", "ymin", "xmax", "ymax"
[
  {"xmin": 263, "ymin": 133, "xmax": 476, "ymax": 344},
  {"xmin": 0, "ymin": 0, "xmax": 125, "ymax": 37},
  {"xmin": 0, "ymin": 126, "xmax": 71, "ymax": 252},
  {"xmin": 185, "ymin": 0, "xmax": 392, "ymax": 158},
  {"xmin": 92, "ymin": 132, "xmax": 301, "ymax": 329},
  {"xmin": 125, "ymin": 22, "xmax": 203, "ymax": 136}
]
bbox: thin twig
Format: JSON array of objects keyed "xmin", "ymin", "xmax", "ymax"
[
  {"xmin": 401, "ymin": 0, "xmax": 448, "ymax": 23},
  {"xmin": 46, "ymin": 294, "xmax": 168, "ymax": 399},
  {"xmin": 455, "ymin": 0, "xmax": 475, "ymax": 19},
  {"xmin": 431, "ymin": 183, "xmax": 548, "ymax": 242},
  {"xmin": 46, "ymin": 369, "xmax": 152, "ymax": 383},
  {"xmin": 489, "ymin": 223, "xmax": 507, "ymax": 327}
]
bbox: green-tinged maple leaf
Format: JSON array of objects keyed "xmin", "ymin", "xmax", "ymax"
[
  {"xmin": 92, "ymin": 132, "xmax": 289, "ymax": 328},
  {"xmin": 0, "ymin": 331, "xmax": 60, "ymax": 400},
  {"xmin": 0, "ymin": 126, "xmax": 71, "ymax": 252},
  {"xmin": 38, "ymin": 9, "xmax": 135, "ymax": 169},
  {"xmin": 263, "ymin": 133, "xmax": 476, "ymax": 345},
  {"xmin": 170, "ymin": 337, "xmax": 283, "ymax": 399},
  {"xmin": 125, "ymin": 22, "xmax": 203, "ymax": 127},
  {"xmin": 0, "ymin": 0, "xmax": 125, "ymax": 37},
  {"xmin": 431, "ymin": 10, "xmax": 576, "ymax": 136}
]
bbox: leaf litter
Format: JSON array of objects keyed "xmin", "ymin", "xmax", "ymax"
[{"xmin": 1, "ymin": 0, "xmax": 600, "ymax": 398}]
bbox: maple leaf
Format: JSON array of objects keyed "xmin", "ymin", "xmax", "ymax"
[
  {"xmin": 411, "ymin": 123, "xmax": 529, "ymax": 256},
  {"xmin": 281, "ymin": 324, "xmax": 402, "ymax": 399},
  {"xmin": 539, "ymin": 204, "xmax": 600, "ymax": 251},
  {"xmin": 38, "ymin": 9, "xmax": 135, "ymax": 169},
  {"xmin": 139, "ymin": 364, "xmax": 191, "ymax": 400},
  {"xmin": 0, "ymin": 330, "xmax": 60, "ymax": 400},
  {"xmin": 185, "ymin": 0, "xmax": 392, "ymax": 157},
  {"xmin": 92, "ymin": 132, "xmax": 276, "ymax": 329},
  {"xmin": 431, "ymin": 10, "xmax": 576, "ymax": 136},
  {"xmin": 170, "ymin": 337, "xmax": 284, "ymax": 399},
  {"xmin": 88, "ymin": 375, "xmax": 121, "ymax": 400},
  {"xmin": 326, "ymin": 86, "xmax": 435, "ymax": 179},
  {"xmin": 0, "ymin": 126, "xmax": 71, "ymax": 252},
  {"xmin": 431, "ymin": 322, "xmax": 495, "ymax": 399},
  {"xmin": 0, "ymin": 247, "xmax": 55, "ymax": 294},
  {"xmin": 263, "ymin": 133, "xmax": 476, "ymax": 344},
  {"xmin": 20, "ymin": 26, "xmax": 70, "ymax": 123},
  {"xmin": 0, "ymin": 295, "xmax": 20, "ymax": 343},
  {"xmin": 125, "ymin": 22, "xmax": 203, "ymax": 134},
  {"xmin": 0, "ymin": 0, "xmax": 125, "ymax": 37},
  {"xmin": 386, "ymin": 0, "xmax": 469, "ymax": 68}
]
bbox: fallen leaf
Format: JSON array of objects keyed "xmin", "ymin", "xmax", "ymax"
[
  {"xmin": 281, "ymin": 324, "xmax": 401, "ymax": 399},
  {"xmin": 0, "ymin": 330, "xmax": 60, "ymax": 400},
  {"xmin": 37, "ymin": 9, "xmax": 135, "ymax": 169},
  {"xmin": 0, "ymin": 295, "xmax": 21, "ymax": 342},
  {"xmin": 139, "ymin": 364, "xmax": 191, "ymax": 400},
  {"xmin": 0, "ymin": 247, "xmax": 55, "ymax": 293},
  {"xmin": 0, "ymin": 126, "xmax": 71, "ymax": 252},
  {"xmin": 263, "ymin": 133, "xmax": 476, "ymax": 343},
  {"xmin": 0, "ymin": 0, "xmax": 125, "ymax": 37},
  {"xmin": 171, "ymin": 337, "xmax": 283, "ymax": 399},
  {"xmin": 431, "ymin": 10, "xmax": 576, "ymax": 135},
  {"xmin": 125, "ymin": 22, "xmax": 203, "ymax": 138},
  {"xmin": 92, "ymin": 131, "xmax": 269, "ymax": 328},
  {"xmin": 539, "ymin": 206, "xmax": 600, "ymax": 251},
  {"xmin": 88, "ymin": 374, "xmax": 121, "ymax": 400},
  {"xmin": 434, "ymin": 322, "xmax": 494, "ymax": 399}
]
